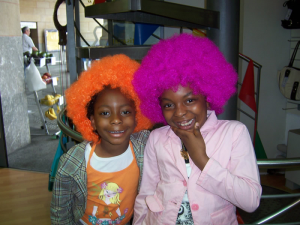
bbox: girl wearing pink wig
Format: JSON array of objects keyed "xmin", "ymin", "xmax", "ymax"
[{"xmin": 132, "ymin": 34, "xmax": 261, "ymax": 225}]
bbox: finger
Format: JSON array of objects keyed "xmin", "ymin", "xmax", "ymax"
[{"xmin": 193, "ymin": 122, "xmax": 201, "ymax": 137}]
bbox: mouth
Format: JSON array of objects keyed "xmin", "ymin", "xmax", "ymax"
[
  {"xmin": 108, "ymin": 130, "xmax": 125, "ymax": 134},
  {"xmin": 107, "ymin": 130, "xmax": 126, "ymax": 137},
  {"xmin": 176, "ymin": 119, "xmax": 195, "ymax": 130}
]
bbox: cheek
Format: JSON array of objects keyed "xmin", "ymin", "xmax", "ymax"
[
  {"xmin": 162, "ymin": 110, "xmax": 173, "ymax": 122},
  {"xmin": 95, "ymin": 119, "xmax": 106, "ymax": 128},
  {"xmin": 122, "ymin": 117, "xmax": 136, "ymax": 132}
]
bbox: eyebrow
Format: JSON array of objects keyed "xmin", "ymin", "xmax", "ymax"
[
  {"xmin": 96, "ymin": 103, "xmax": 133, "ymax": 109},
  {"xmin": 184, "ymin": 92, "xmax": 193, "ymax": 97},
  {"xmin": 161, "ymin": 92, "xmax": 193, "ymax": 101}
]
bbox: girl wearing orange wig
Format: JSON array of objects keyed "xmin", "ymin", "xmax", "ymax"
[{"xmin": 51, "ymin": 54, "xmax": 152, "ymax": 225}]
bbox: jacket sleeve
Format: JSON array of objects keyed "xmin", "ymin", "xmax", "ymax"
[
  {"xmin": 131, "ymin": 130, "xmax": 151, "ymax": 191},
  {"xmin": 50, "ymin": 154, "xmax": 76, "ymax": 225},
  {"xmin": 197, "ymin": 123, "xmax": 262, "ymax": 213},
  {"xmin": 133, "ymin": 132, "xmax": 160, "ymax": 225}
]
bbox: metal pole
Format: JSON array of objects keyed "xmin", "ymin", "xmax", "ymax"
[
  {"xmin": 107, "ymin": 0, "xmax": 113, "ymax": 46},
  {"xmin": 66, "ymin": 0, "xmax": 78, "ymax": 84},
  {"xmin": 253, "ymin": 198, "xmax": 300, "ymax": 224},
  {"xmin": 75, "ymin": 0, "xmax": 83, "ymax": 74},
  {"xmin": 207, "ymin": 0, "xmax": 240, "ymax": 120},
  {"xmin": 34, "ymin": 91, "xmax": 49, "ymax": 135}
]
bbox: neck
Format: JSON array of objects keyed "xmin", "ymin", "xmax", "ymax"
[{"xmin": 94, "ymin": 139, "xmax": 130, "ymax": 158}]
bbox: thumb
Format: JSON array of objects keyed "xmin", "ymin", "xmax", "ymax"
[{"xmin": 193, "ymin": 122, "xmax": 201, "ymax": 136}]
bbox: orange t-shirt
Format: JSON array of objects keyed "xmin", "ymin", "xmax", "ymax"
[{"xmin": 81, "ymin": 142, "xmax": 139, "ymax": 225}]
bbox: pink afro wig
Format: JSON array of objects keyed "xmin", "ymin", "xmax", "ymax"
[
  {"xmin": 65, "ymin": 54, "xmax": 153, "ymax": 143},
  {"xmin": 132, "ymin": 33, "xmax": 238, "ymax": 124}
]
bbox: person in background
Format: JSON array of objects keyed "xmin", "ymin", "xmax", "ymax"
[
  {"xmin": 132, "ymin": 33, "xmax": 262, "ymax": 225},
  {"xmin": 22, "ymin": 26, "xmax": 38, "ymax": 54}
]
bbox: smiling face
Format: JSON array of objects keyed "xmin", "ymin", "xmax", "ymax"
[
  {"xmin": 90, "ymin": 88, "xmax": 136, "ymax": 149},
  {"xmin": 104, "ymin": 189, "xmax": 117, "ymax": 199},
  {"xmin": 160, "ymin": 85, "xmax": 208, "ymax": 132}
]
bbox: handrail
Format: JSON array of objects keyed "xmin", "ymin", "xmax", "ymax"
[
  {"xmin": 57, "ymin": 107, "xmax": 84, "ymax": 143},
  {"xmin": 252, "ymin": 198, "xmax": 300, "ymax": 224},
  {"xmin": 239, "ymin": 53, "xmax": 262, "ymax": 68},
  {"xmin": 257, "ymin": 158, "xmax": 300, "ymax": 169}
]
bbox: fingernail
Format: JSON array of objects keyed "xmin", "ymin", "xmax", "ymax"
[{"xmin": 195, "ymin": 122, "xmax": 199, "ymax": 128}]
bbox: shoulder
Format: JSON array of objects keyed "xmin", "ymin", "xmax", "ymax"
[
  {"xmin": 215, "ymin": 120, "xmax": 250, "ymax": 141},
  {"xmin": 66, "ymin": 141, "xmax": 88, "ymax": 158},
  {"xmin": 149, "ymin": 125, "xmax": 170, "ymax": 140},
  {"xmin": 130, "ymin": 130, "xmax": 150, "ymax": 158},
  {"xmin": 130, "ymin": 130, "xmax": 150, "ymax": 145},
  {"xmin": 58, "ymin": 141, "xmax": 88, "ymax": 176},
  {"xmin": 23, "ymin": 34, "xmax": 30, "ymax": 40},
  {"xmin": 217, "ymin": 120, "xmax": 248, "ymax": 132}
]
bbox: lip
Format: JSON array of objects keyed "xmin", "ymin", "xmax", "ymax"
[{"xmin": 176, "ymin": 119, "xmax": 195, "ymax": 130}]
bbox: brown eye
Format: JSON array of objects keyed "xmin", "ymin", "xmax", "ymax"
[
  {"xmin": 100, "ymin": 112, "xmax": 109, "ymax": 116},
  {"xmin": 164, "ymin": 103, "xmax": 173, "ymax": 108},
  {"xmin": 186, "ymin": 99, "xmax": 195, "ymax": 103},
  {"xmin": 121, "ymin": 111, "xmax": 130, "ymax": 115}
]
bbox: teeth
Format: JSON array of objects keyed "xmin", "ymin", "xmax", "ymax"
[
  {"xmin": 180, "ymin": 119, "xmax": 194, "ymax": 126},
  {"xmin": 110, "ymin": 131, "xmax": 124, "ymax": 134}
]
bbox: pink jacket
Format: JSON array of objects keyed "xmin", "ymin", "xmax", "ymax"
[{"xmin": 133, "ymin": 111, "xmax": 262, "ymax": 225}]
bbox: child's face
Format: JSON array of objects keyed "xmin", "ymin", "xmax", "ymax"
[
  {"xmin": 104, "ymin": 189, "xmax": 116, "ymax": 199},
  {"xmin": 90, "ymin": 88, "xmax": 136, "ymax": 146},
  {"xmin": 160, "ymin": 85, "xmax": 208, "ymax": 132}
]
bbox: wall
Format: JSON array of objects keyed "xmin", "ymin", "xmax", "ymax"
[
  {"xmin": 0, "ymin": 0, "xmax": 31, "ymax": 155},
  {"xmin": 239, "ymin": 0, "xmax": 292, "ymax": 158}
]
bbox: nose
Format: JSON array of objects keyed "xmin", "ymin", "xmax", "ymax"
[
  {"xmin": 174, "ymin": 104, "xmax": 186, "ymax": 117},
  {"xmin": 111, "ymin": 113, "xmax": 122, "ymax": 125}
]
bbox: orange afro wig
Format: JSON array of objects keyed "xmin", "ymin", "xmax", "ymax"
[{"xmin": 65, "ymin": 54, "xmax": 153, "ymax": 144}]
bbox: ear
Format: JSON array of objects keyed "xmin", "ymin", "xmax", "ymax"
[
  {"xmin": 206, "ymin": 102, "xmax": 210, "ymax": 110},
  {"xmin": 90, "ymin": 115, "xmax": 96, "ymax": 130}
]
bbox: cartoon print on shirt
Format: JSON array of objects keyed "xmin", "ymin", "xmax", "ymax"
[
  {"xmin": 99, "ymin": 182, "xmax": 123, "ymax": 205},
  {"xmin": 103, "ymin": 206, "xmax": 109, "ymax": 216},
  {"xmin": 88, "ymin": 181, "xmax": 127, "ymax": 225}
]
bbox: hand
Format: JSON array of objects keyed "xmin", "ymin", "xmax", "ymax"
[{"xmin": 171, "ymin": 122, "xmax": 209, "ymax": 170}]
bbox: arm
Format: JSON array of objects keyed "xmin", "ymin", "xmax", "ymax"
[
  {"xmin": 197, "ymin": 124, "xmax": 262, "ymax": 212},
  {"xmin": 25, "ymin": 35, "xmax": 38, "ymax": 52},
  {"xmin": 133, "ymin": 132, "xmax": 160, "ymax": 225},
  {"xmin": 50, "ymin": 155, "xmax": 75, "ymax": 225}
]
